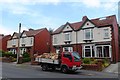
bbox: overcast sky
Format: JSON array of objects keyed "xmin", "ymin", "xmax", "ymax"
[{"xmin": 0, "ymin": 0, "xmax": 119, "ymax": 35}]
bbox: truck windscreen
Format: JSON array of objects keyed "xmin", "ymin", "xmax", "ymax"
[{"xmin": 72, "ymin": 52, "xmax": 80, "ymax": 62}]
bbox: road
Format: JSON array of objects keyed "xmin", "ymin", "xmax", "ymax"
[{"xmin": 1, "ymin": 62, "xmax": 119, "ymax": 79}]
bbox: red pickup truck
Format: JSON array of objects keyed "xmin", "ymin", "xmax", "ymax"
[{"xmin": 35, "ymin": 52, "xmax": 82, "ymax": 73}]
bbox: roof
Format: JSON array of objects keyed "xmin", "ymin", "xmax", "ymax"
[
  {"xmin": 53, "ymin": 15, "xmax": 117, "ymax": 34},
  {"xmin": 0, "ymin": 35, "xmax": 11, "ymax": 40},
  {"xmin": 21, "ymin": 28, "xmax": 46, "ymax": 37}
]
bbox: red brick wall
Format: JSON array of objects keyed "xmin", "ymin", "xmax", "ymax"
[
  {"xmin": 111, "ymin": 16, "xmax": 119, "ymax": 63},
  {"xmin": 34, "ymin": 28, "xmax": 51, "ymax": 55},
  {"xmin": 0, "ymin": 35, "xmax": 11, "ymax": 52}
]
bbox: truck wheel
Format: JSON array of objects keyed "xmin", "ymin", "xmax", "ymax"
[
  {"xmin": 51, "ymin": 67, "xmax": 55, "ymax": 71},
  {"xmin": 42, "ymin": 64, "xmax": 48, "ymax": 71},
  {"xmin": 61, "ymin": 66, "xmax": 68, "ymax": 73}
]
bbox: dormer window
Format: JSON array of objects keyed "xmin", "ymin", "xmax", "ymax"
[
  {"xmin": 64, "ymin": 33, "xmax": 71, "ymax": 41},
  {"xmin": 84, "ymin": 29, "xmax": 93, "ymax": 40}
]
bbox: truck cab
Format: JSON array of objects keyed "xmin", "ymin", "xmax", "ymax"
[{"xmin": 60, "ymin": 52, "xmax": 82, "ymax": 73}]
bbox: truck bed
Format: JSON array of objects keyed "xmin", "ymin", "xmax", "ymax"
[{"xmin": 35, "ymin": 57, "xmax": 59, "ymax": 64}]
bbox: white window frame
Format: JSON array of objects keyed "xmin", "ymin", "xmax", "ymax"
[
  {"xmin": 104, "ymin": 29, "xmax": 109, "ymax": 39},
  {"xmin": 84, "ymin": 29, "xmax": 93, "ymax": 40},
  {"xmin": 64, "ymin": 33, "xmax": 71, "ymax": 41},
  {"xmin": 63, "ymin": 47, "xmax": 73, "ymax": 52}
]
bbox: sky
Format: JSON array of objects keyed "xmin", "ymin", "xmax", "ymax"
[{"xmin": 0, "ymin": 0, "xmax": 119, "ymax": 35}]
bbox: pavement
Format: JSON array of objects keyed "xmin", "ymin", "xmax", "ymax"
[{"xmin": 102, "ymin": 62, "xmax": 119, "ymax": 74}]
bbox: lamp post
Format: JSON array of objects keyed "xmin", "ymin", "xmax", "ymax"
[{"xmin": 17, "ymin": 23, "xmax": 21, "ymax": 64}]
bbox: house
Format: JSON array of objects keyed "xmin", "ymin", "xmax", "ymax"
[
  {"xmin": 52, "ymin": 15, "xmax": 119, "ymax": 63},
  {"xmin": 0, "ymin": 34, "xmax": 11, "ymax": 52},
  {"xmin": 7, "ymin": 32, "xmax": 19, "ymax": 54},
  {"xmin": 7, "ymin": 28, "xmax": 51, "ymax": 62}
]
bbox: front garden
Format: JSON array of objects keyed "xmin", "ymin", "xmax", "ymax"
[
  {"xmin": 82, "ymin": 58, "xmax": 110, "ymax": 71},
  {"xmin": 0, "ymin": 50, "xmax": 31, "ymax": 63}
]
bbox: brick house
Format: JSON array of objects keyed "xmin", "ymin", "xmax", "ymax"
[
  {"xmin": 0, "ymin": 34, "xmax": 11, "ymax": 52},
  {"xmin": 52, "ymin": 15, "xmax": 119, "ymax": 63},
  {"xmin": 7, "ymin": 28, "xmax": 51, "ymax": 62}
]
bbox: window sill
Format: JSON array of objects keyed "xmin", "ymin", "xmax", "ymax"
[
  {"xmin": 104, "ymin": 37, "xmax": 110, "ymax": 39},
  {"xmin": 64, "ymin": 40, "xmax": 71, "ymax": 42},
  {"xmin": 83, "ymin": 39, "xmax": 93, "ymax": 41}
]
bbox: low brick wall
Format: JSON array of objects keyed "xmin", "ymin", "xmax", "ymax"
[
  {"xmin": 2, "ymin": 57, "xmax": 12, "ymax": 63},
  {"xmin": 82, "ymin": 59, "xmax": 103, "ymax": 71}
]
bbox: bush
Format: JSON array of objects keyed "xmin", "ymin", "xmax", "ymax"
[
  {"xmin": 102, "ymin": 58, "xmax": 110, "ymax": 67},
  {"xmin": 83, "ymin": 58, "xmax": 91, "ymax": 64},
  {"xmin": 22, "ymin": 57, "xmax": 31, "ymax": 63},
  {"xmin": 22, "ymin": 52, "xmax": 30, "ymax": 58},
  {"xmin": 2, "ymin": 52, "xmax": 17, "ymax": 58}
]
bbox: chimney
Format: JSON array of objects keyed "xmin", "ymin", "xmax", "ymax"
[
  {"xmin": 82, "ymin": 16, "xmax": 88, "ymax": 21},
  {"xmin": 0, "ymin": 34, "xmax": 4, "ymax": 37}
]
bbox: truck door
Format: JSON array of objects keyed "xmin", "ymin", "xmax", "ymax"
[{"xmin": 61, "ymin": 52, "xmax": 73, "ymax": 67}]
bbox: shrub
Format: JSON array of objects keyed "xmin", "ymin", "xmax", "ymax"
[
  {"xmin": 22, "ymin": 52, "xmax": 30, "ymax": 58},
  {"xmin": 82, "ymin": 58, "xmax": 91, "ymax": 64},
  {"xmin": 2, "ymin": 52, "xmax": 17, "ymax": 58},
  {"xmin": 102, "ymin": 58, "xmax": 110, "ymax": 67},
  {"xmin": 22, "ymin": 57, "xmax": 31, "ymax": 63}
]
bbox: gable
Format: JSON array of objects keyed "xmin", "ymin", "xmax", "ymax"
[
  {"xmin": 21, "ymin": 32, "xmax": 27, "ymax": 37},
  {"xmin": 63, "ymin": 24, "xmax": 73, "ymax": 32},
  {"xmin": 12, "ymin": 34, "xmax": 17, "ymax": 39},
  {"xmin": 82, "ymin": 21, "xmax": 95, "ymax": 29}
]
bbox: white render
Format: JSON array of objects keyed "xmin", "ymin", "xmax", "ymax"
[
  {"xmin": 7, "ymin": 37, "xmax": 34, "ymax": 48},
  {"xmin": 53, "ymin": 21, "xmax": 112, "ymax": 46},
  {"xmin": 7, "ymin": 39, "xmax": 18, "ymax": 48},
  {"xmin": 20, "ymin": 37, "xmax": 34, "ymax": 47},
  {"xmin": 63, "ymin": 24, "xmax": 73, "ymax": 32}
]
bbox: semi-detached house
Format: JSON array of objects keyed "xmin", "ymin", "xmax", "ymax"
[
  {"xmin": 7, "ymin": 28, "xmax": 51, "ymax": 62},
  {"xmin": 52, "ymin": 15, "xmax": 119, "ymax": 63}
]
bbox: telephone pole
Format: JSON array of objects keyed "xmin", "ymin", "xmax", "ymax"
[{"xmin": 17, "ymin": 23, "xmax": 21, "ymax": 64}]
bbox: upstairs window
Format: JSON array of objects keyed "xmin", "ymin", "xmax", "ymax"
[
  {"xmin": 104, "ymin": 29, "xmax": 109, "ymax": 39},
  {"xmin": 84, "ymin": 29, "xmax": 93, "ymax": 40},
  {"xmin": 54, "ymin": 37, "xmax": 57, "ymax": 44},
  {"xmin": 12, "ymin": 39, "xmax": 16, "ymax": 45},
  {"xmin": 64, "ymin": 33, "xmax": 71, "ymax": 41},
  {"xmin": 22, "ymin": 38, "xmax": 25, "ymax": 44}
]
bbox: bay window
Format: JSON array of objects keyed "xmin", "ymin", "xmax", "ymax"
[{"xmin": 83, "ymin": 45, "xmax": 95, "ymax": 57}]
